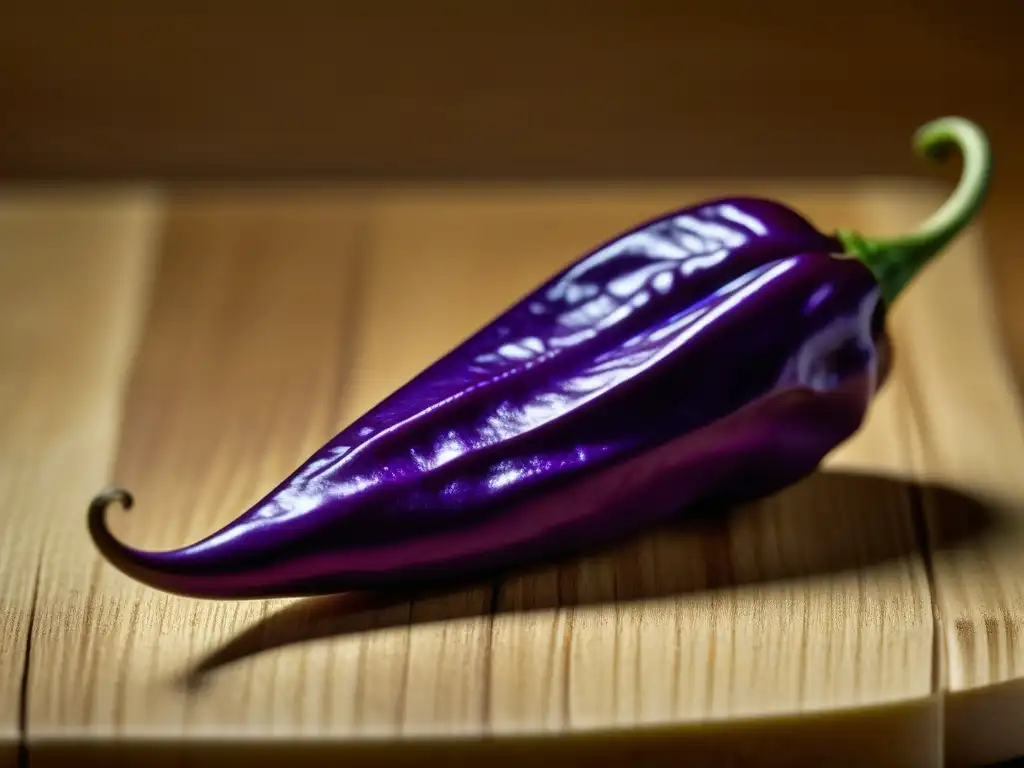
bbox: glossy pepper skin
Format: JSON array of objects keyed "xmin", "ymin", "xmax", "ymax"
[{"xmin": 89, "ymin": 117, "xmax": 991, "ymax": 600}]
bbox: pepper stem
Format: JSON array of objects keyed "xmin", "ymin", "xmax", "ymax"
[{"xmin": 836, "ymin": 116, "xmax": 992, "ymax": 306}]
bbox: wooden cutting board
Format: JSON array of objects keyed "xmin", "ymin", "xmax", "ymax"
[{"xmin": 2, "ymin": 181, "xmax": 1022, "ymax": 767}]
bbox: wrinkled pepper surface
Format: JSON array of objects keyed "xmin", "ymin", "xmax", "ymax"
[{"xmin": 89, "ymin": 116, "xmax": 991, "ymax": 599}]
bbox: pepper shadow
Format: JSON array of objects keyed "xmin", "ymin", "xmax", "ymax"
[{"xmin": 182, "ymin": 468, "xmax": 998, "ymax": 690}]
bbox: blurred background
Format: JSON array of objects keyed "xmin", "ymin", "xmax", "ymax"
[{"xmin": 2, "ymin": 1, "xmax": 1021, "ymax": 182}]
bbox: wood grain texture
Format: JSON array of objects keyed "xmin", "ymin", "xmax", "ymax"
[
  {"xmin": 862, "ymin": 191, "xmax": 1024, "ymax": 767},
  {"xmin": 6, "ymin": 179, "xmax": 1024, "ymax": 764},
  {"xmin": 25, "ymin": 192, "xmax": 369, "ymax": 744},
  {"xmin": 13, "ymin": 183, "xmax": 968, "ymax": 767},
  {"xmin": 0, "ymin": 189, "xmax": 160, "ymax": 763}
]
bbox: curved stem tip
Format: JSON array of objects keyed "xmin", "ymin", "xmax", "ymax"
[
  {"xmin": 88, "ymin": 486, "xmax": 137, "ymax": 568},
  {"xmin": 836, "ymin": 116, "xmax": 992, "ymax": 305}
]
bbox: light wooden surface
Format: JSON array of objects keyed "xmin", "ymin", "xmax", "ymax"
[
  {"xmin": 878, "ymin": 192, "xmax": 1024, "ymax": 767},
  {"xmin": 1, "ymin": 181, "xmax": 1022, "ymax": 765},
  {"xmin": 0, "ymin": 190, "xmax": 161, "ymax": 765}
]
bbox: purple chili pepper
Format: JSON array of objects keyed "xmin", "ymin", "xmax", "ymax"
[{"xmin": 88, "ymin": 117, "xmax": 990, "ymax": 599}]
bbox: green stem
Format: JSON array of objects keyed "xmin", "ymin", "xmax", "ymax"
[{"xmin": 836, "ymin": 116, "xmax": 992, "ymax": 306}]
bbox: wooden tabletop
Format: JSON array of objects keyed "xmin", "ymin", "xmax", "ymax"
[{"xmin": 2, "ymin": 179, "xmax": 1024, "ymax": 766}]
